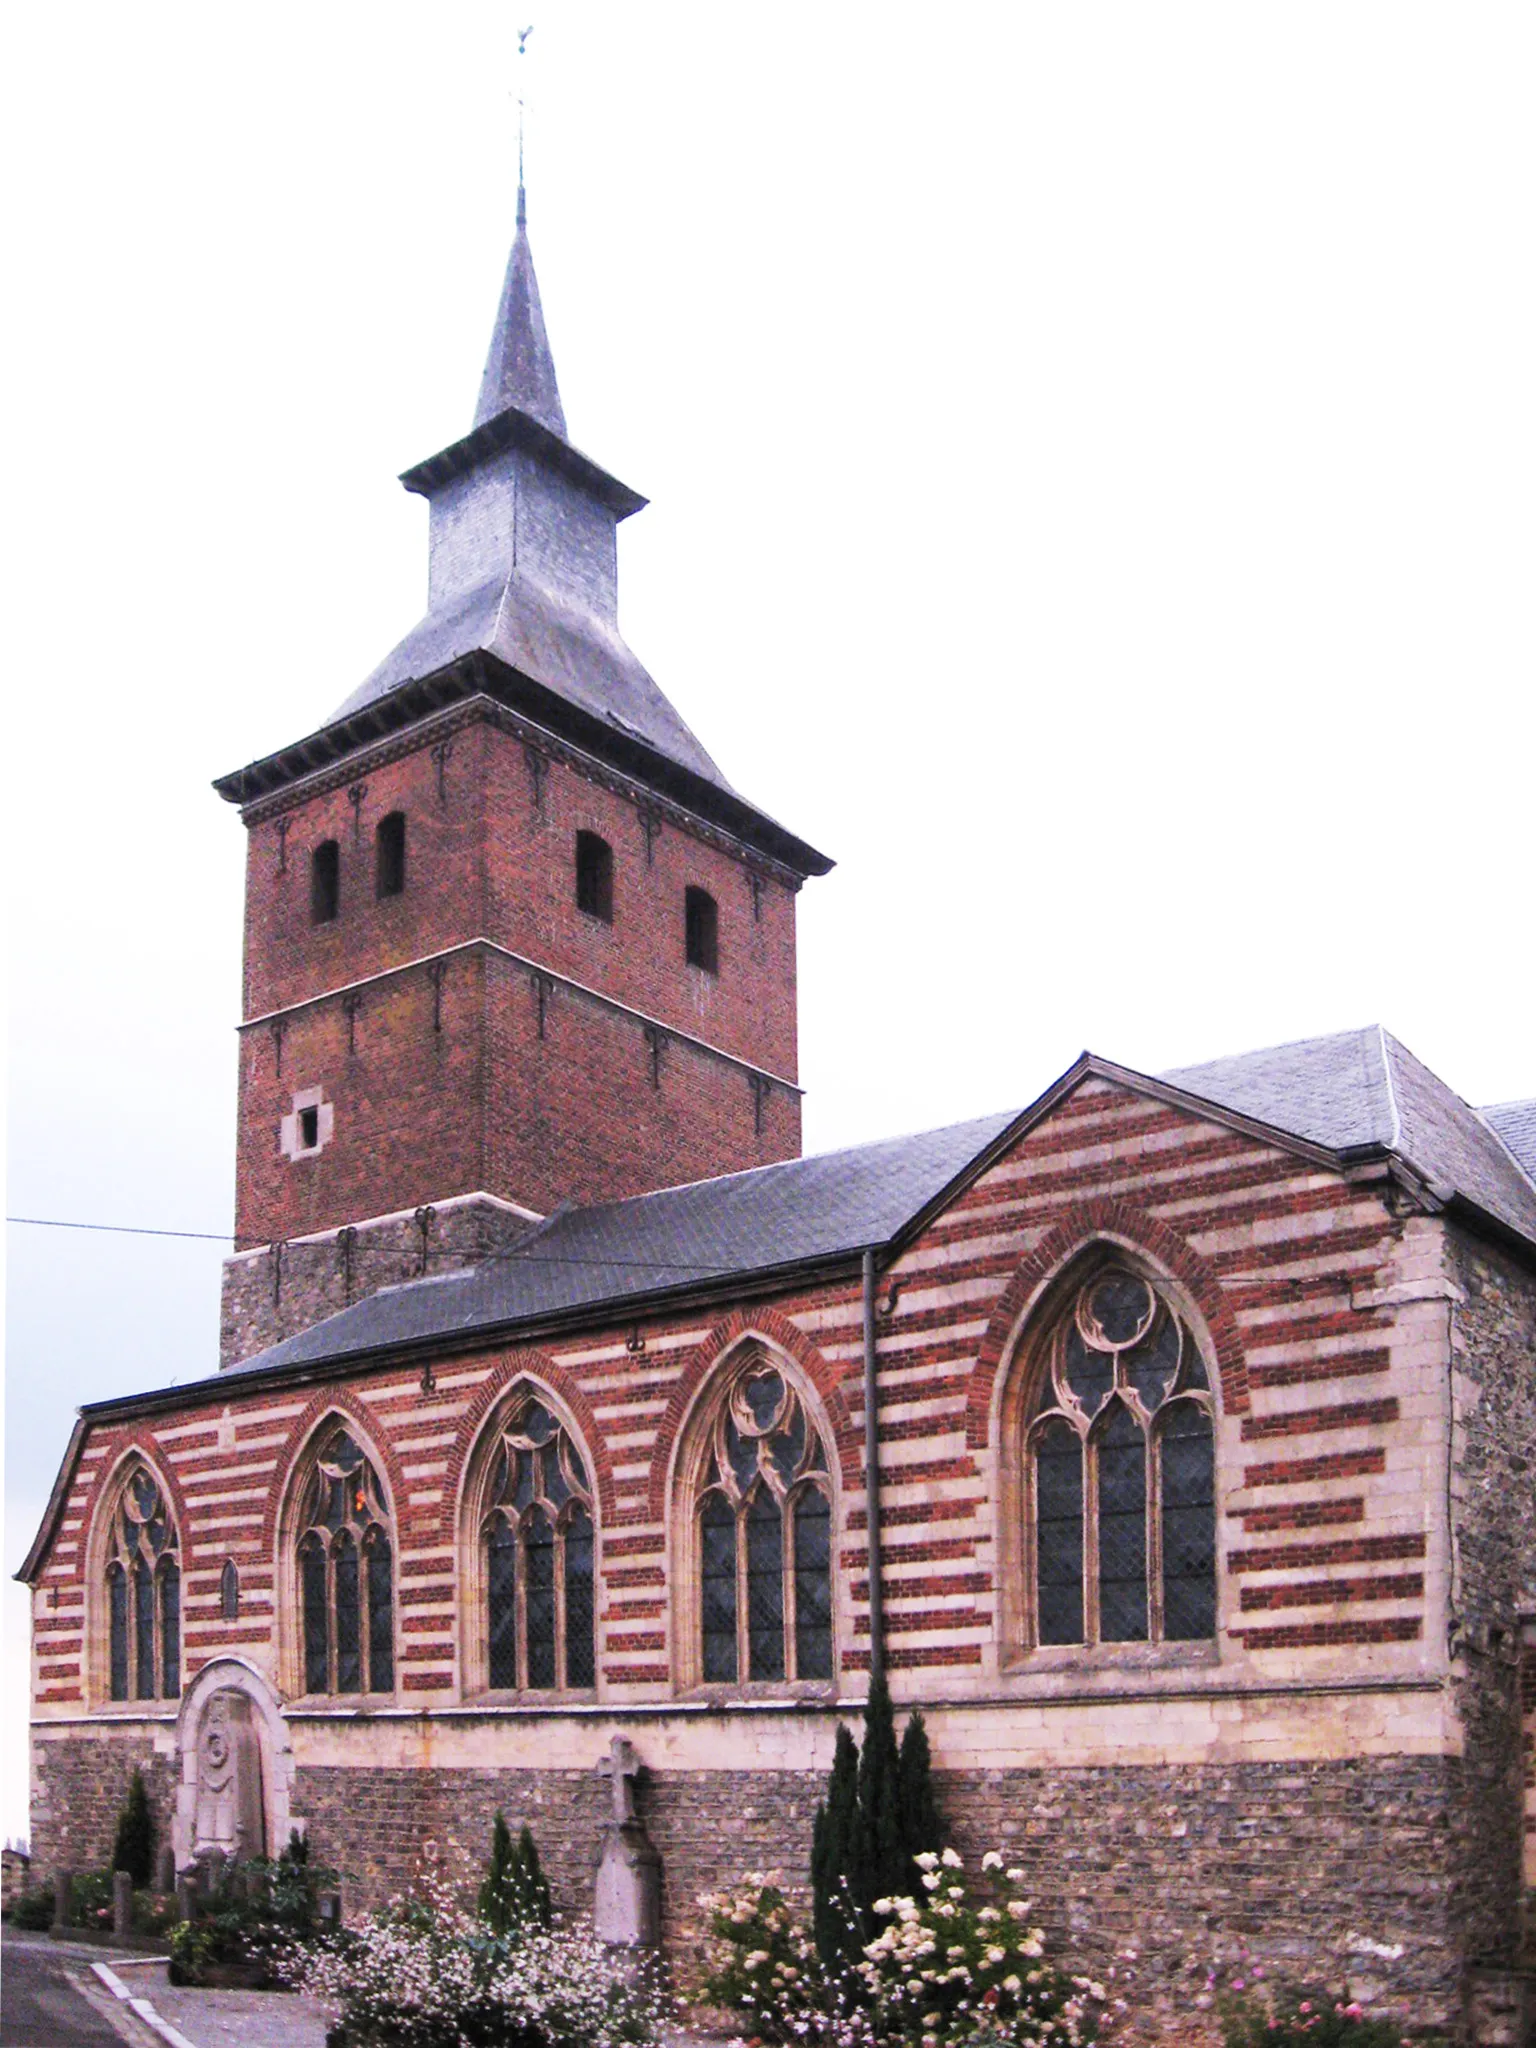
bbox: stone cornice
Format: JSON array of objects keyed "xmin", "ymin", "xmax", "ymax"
[{"xmin": 233, "ymin": 692, "xmax": 807, "ymax": 892}]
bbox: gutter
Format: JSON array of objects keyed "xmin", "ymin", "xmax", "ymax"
[{"xmin": 862, "ymin": 1247, "xmax": 885, "ymax": 1684}]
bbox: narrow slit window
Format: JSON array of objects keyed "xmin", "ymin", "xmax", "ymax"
[
  {"xmin": 685, "ymin": 886, "xmax": 718, "ymax": 973},
  {"xmin": 375, "ymin": 813, "xmax": 406, "ymax": 899},
  {"xmin": 575, "ymin": 831, "xmax": 613, "ymax": 923},
  {"xmin": 311, "ymin": 840, "xmax": 340, "ymax": 924},
  {"xmin": 299, "ymin": 1105, "xmax": 320, "ymax": 1151},
  {"xmin": 220, "ymin": 1560, "xmax": 240, "ymax": 1622}
]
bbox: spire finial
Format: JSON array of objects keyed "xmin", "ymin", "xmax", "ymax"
[
  {"xmin": 473, "ymin": 19, "xmax": 565, "ymax": 436},
  {"xmin": 516, "ymin": 24, "xmax": 532, "ymax": 225}
]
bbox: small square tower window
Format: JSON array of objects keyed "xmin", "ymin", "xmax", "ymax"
[
  {"xmin": 685, "ymin": 886, "xmax": 719, "ymax": 974},
  {"xmin": 575, "ymin": 831, "xmax": 613, "ymax": 923},
  {"xmin": 376, "ymin": 812, "xmax": 406, "ymax": 899},
  {"xmin": 311, "ymin": 840, "xmax": 340, "ymax": 924}
]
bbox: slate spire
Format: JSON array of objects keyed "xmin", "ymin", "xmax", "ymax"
[{"xmin": 474, "ymin": 182, "xmax": 567, "ymax": 438}]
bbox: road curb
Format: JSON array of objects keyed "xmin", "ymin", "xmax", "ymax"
[{"xmin": 92, "ymin": 1961, "xmax": 201, "ymax": 2048}]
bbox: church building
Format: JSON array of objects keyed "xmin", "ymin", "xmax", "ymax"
[{"xmin": 21, "ymin": 167, "xmax": 1536, "ymax": 2041}]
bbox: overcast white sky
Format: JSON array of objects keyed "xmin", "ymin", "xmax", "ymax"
[{"xmin": 5, "ymin": 2, "xmax": 1534, "ymax": 1850}]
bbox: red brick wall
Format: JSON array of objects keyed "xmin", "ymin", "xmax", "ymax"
[{"xmin": 233, "ymin": 713, "xmax": 803, "ymax": 1243}]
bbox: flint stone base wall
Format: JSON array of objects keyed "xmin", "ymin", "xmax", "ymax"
[
  {"xmin": 30, "ymin": 1727, "xmax": 177, "ymax": 1882},
  {"xmin": 288, "ymin": 1754, "xmax": 1467, "ymax": 2039}
]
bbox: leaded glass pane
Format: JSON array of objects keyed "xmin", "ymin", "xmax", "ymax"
[
  {"xmin": 1160, "ymin": 1403, "xmax": 1216, "ymax": 1640},
  {"xmin": 109, "ymin": 1563, "xmax": 129, "ymax": 1701},
  {"xmin": 525, "ymin": 1510, "xmax": 556, "ymax": 1688},
  {"xmin": 1035, "ymin": 1420, "xmax": 1084, "ymax": 1645},
  {"xmin": 1062, "ymin": 1326, "xmax": 1113, "ymax": 1417},
  {"xmin": 1087, "ymin": 1273, "xmax": 1154, "ymax": 1348},
  {"xmin": 725, "ymin": 1417, "xmax": 758, "ymax": 1493},
  {"xmin": 487, "ymin": 1520, "xmax": 518, "ymax": 1688},
  {"xmin": 770, "ymin": 1403, "xmax": 807, "ymax": 1485},
  {"xmin": 792, "ymin": 1488, "xmax": 833, "ymax": 1679},
  {"xmin": 743, "ymin": 1372, "xmax": 784, "ymax": 1430},
  {"xmin": 334, "ymin": 1534, "xmax": 361, "ymax": 1693},
  {"xmin": 1097, "ymin": 1403, "xmax": 1148, "ymax": 1642},
  {"xmin": 701, "ymin": 1495, "xmax": 738, "ymax": 1682},
  {"xmin": 564, "ymin": 1508, "xmax": 595, "ymax": 1688},
  {"xmin": 301, "ymin": 1537, "xmax": 328, "ymax": 1693},
  {"xmin": 367, "ymin": 1534, "xmax": 394, "ymax": 1693},
  {"xmin": 746, "ymin": 1490, "xmax": 785, "ymax": 1680},
  {"xmin": 1125, "ymin": 1314, "xmax": 1180, "ymax": 1412},
  {"xmin": 542, "ymin": 1442, "xmax": 571, "ymax": 1507},
  {"xmin": 134, "ymin": 1558, "xmax": 155, "ymax": 1700},
  {"xmin": 159, "ymin": 1560, "xmax": 181, "ymax": 1697},
  {"xmin": 514, "ymin": 1450, "xmax": 536, "ymax": 1511},
  {"xmin": 221, "ymin": 1560, "xmax": 240, "ymax": 1621}
]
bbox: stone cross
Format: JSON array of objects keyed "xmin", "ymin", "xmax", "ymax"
[{"xmin": 598, "ymin": 1736, "xmax": 640, "ymax": 1825}]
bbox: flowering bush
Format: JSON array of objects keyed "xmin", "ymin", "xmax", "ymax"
[
  {"xmin": 289, "ymin": 1866, "xmax": 668, "ymax": 2048},
  {"xmin": 697, "ymin": 1851, "xmax": 1120, "ymax": 2048},
  {"xmin": 1195, "ymin": 1943, "xmax": 1400, "ymax": 2047}
]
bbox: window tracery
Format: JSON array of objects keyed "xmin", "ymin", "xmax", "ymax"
[
  {"xmin": 694, "ymin": 1359, "xmax": 833, "ymax": 1685},
  {"xmin": 105, "ymin": 1466, "xmax": 180, "ymax": 1702},
  {"xmin": 480, "ymin": 1397, "xmax": 595, "ymax": 1692},
  {"xmin": 295, "ymin": 1428, "xmax": 394, "ymax": 1696},
  {"xmin": 1027, "ymin": 1268, "xmax": 1216, "ymax": 1648}
]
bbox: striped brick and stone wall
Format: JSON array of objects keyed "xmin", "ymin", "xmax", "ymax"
[{"xmin": 29, "ymin": 1074, "xmax": 1536, "ymax": 2037}]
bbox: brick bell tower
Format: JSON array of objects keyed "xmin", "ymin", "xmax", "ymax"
[{"xmin": 215, "ymin": 180, "xmax": 831, "ymax": 1363}]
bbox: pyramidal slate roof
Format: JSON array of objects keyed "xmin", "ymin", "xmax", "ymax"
[
  {"xmin": 199, "ymin": 1025, "xmax": 1536, "ymax": 1392},
  {"xmin": 213, "ymin": 188, "xmax": 831, "ymax": 880}
]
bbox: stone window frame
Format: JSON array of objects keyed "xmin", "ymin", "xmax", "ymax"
[
  {"xmin": 86, "ymin": 1449, "xmax": 183, "ymax": 1711},
  {"xmin": 669, "ymin": 1337, "xmax": 839, "ymax": 1697},
  {"xmin": 275, "ymin": 1414, "xmax": 399, "ymax": 1704},
  {"xmin": 996, "ymin": 1245, "xmax": 1222, "ymax": 1668},
  {"xmin": 458, "ymin": 1379, "xmax": 601, "ymax": 1702}
]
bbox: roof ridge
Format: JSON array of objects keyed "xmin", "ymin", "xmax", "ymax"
[{"xmin": 1376, "ymin": 1023, "xmax": 1403, "ymax": 1151}]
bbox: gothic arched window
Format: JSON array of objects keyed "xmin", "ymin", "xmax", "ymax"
[
  {"xmin": 694, "ymin": 1358, "xmax": 833, "ymax": 1685},
  {"xmin": 105, "ymin": 1466, "xmax": 180, "ymax": 1702},
  {"xmin": 481, "ymin": 1397, "xmax": 595, "ymax": 1692},
  {"xmin": 1027, "ymin": 1267, "xmax": 1216, "ymax": 1648},
  {"xmin": 295, "ymin": 1428, "xmax": 394, "ymax": 1696}
]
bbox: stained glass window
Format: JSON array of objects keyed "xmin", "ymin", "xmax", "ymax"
[
  {"xmin": 1027, "ymin": 1267, "xmax": 1217, "ymax": 1648},
  {"xmin": 694, "ymin": 1358, "xmax": 834, "ymax": 1685},
  {"xmin": 296, "ymin": 1428, "xmax": 393, "ymax": 1695},
  {"xmin": 104, "ymin": 1466, "xmax": 180, "ymax": 1702},
  {"xmin": 480, "ymin": 1397, "xmax": 596, "ymax": 1692}
]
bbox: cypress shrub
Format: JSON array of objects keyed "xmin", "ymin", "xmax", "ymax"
[
  {"xmin": 897, "ymin": 1708, "xmax": 941, "ymax": 1870},
  {"xmin": 112, "ymin": 1769, "xmax": 155, "ymax": 1889},
  {"xmin": 810, "ymin": 1723, "xmax": 860, "ymax": 1965},
  {"xmin": 855, "ymin": 1672, "xmax": 906, "ymax": 1910},
  {"xmin": 513, "ymin": 1822, "xmax": 553, "ymax": 1927}
]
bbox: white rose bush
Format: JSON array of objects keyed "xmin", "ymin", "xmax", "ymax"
[
  {"xmin": 289, "ymin": 1864, "xmax": 669, "ymax": 2048},
  {"xmin": 697, "ymin": 1850, "xmax": 1120, "ymax": 2048}
]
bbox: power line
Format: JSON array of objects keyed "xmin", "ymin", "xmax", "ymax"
[{"xmin": 5, "ymin": 1213, "xmax": 745, "ymax": 1279}]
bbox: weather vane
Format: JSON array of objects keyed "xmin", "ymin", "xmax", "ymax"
[{"xmin": 517, "ymin": 23, "xmax": 534, "ymax": 192}]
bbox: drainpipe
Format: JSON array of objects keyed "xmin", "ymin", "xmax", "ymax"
[{"xmin": 862, "ymin": 1248, "xmax": 886, "ymax": 1685}]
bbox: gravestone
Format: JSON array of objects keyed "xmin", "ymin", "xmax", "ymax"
[
  {"xmin": 593, "ymin": 1736, "xmax": 661, "ymax": 1947},
  {"xmin": 193, "ymin": 1690, "xmax": 266, "ymax": 1863},
  {"xmin": 112, "ymin": 1870, "xmax": 133, "ymax": 1942}
]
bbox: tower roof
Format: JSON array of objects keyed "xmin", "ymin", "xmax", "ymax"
[
  {"xmin": 214, "ymin": 178, "xmax": 831, "ymax": 880},
  {"xmin": 473, "ymin": 185, "xmax": 567, "ymax": 437}
]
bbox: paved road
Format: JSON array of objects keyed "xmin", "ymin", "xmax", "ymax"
[{"xmin": 1, "ymin": 1934, "xmax": 131, "ymax": 2047}]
